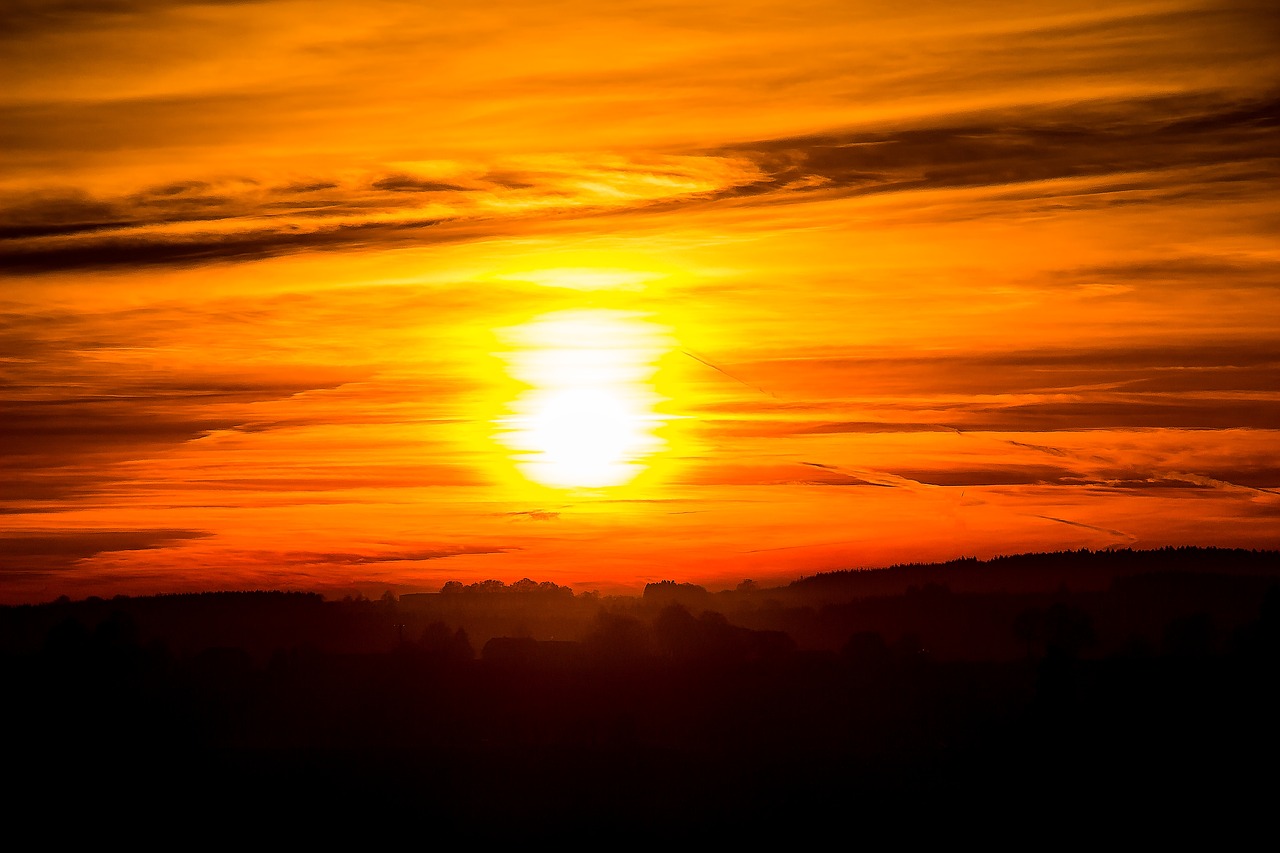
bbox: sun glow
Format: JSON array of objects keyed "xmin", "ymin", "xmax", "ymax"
[{"xmin": 497, "ymin": 310, "xmax": 669, "ymax": 489}]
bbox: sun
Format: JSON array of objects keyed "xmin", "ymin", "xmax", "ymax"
[{"xmin": 496, "ymin": 310, "xmax": 669, "ymax": 489}]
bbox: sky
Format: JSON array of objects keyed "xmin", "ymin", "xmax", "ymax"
[{"xmin": 2, "ymin": 0, "xmax": 1278, "ymax": 603}]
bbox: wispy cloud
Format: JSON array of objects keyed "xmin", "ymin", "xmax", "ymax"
[
  {"xmin": 1035, "ymin": 515, "xmax": 1136, "ymax": 542},
  {"xmin": 0, "ymin": 528, "xmax": 210, "ymax": 576},
  {"xmin": 5, "ymin": 88, "xmax": 1275, "ymax": 274}
]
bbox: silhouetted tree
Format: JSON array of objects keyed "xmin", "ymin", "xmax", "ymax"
[
  {"xmin": 842, "ymin": 631, "xmax": 890, "ymax": 667},
  {"xmin": 654, "ymin": 604, "xmax": 698, "ymax": 659},
  {"xmin": 586, "ymin": 611, "xmax": 653, "ymax": 662},
  {"xmin": 1015, "ymin": 603, "xmax": 1095, "ymax": 659},
  {"xmin": 420, "ymin": 621, "xmax": 473, "ymax": 663},
  {"xmin": 450, "ymin": 627, "xmax": 474, "ymax": 662},
  {"xmin": 643, "ymin": 581, "xmax": 710, "ymax": 608},
  {"xmin": 482, "ymin": 636, "xmax": 539, "ymax": 665},
  {"xmin": 421, "ymin": 621, "xmax": 453, "ymax": 654}
]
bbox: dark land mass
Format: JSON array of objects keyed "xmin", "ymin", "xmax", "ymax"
[{"xmin": 3, "ymin": 546, "xmax": 1278, "ymax": 841}]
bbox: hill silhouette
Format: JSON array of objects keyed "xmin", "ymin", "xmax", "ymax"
[{"xmin": 3, "ymin": 546, "xmax": 1277, "ymax": 840}]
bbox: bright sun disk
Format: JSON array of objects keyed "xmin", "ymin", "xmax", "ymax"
[{"xmin": 497, "ymin": 309, "xmax": 669, "ymax": 489}]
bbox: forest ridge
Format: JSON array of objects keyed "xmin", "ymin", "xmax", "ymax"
[{"xmin": 4, "ymin": 545, "xmax": 1278, "ymax": 838}]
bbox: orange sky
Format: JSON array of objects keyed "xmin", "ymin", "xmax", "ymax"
[{"xmin": 2, "ymin": 0, "xmax": 1278, "ymax": 603}]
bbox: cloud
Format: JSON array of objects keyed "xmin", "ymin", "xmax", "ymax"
[
  {"xmin": 704, "ymin": 398, "xmax": 1280, "ymax": 438},
  {"xmin": 0, "ymin": 0, "xmax": 263, "ymax": 37},
  {"xmin": 1161, "ymin": 472, "xmax": 1280, "ymax": 496},
  {"xmin": 704, "ymin": 342, "xmax": 1280, "ymax": 432},
  {"xmin": 960, "ymin": 399, "xmax": 1280, "ymax": 432},
  {"xmin": 275, "ymin": 181, "xmax": 339, "ymax": 194},
  {"xmin": 889, "ymin": 466, "xmax": 1080, "ymax": 487},
  {"xmin": 8, "ymin": 85, "xmax": 1272, "ymax": 274},
  {"xmin": 0, "ymin": 154, "xmax": 753, "ymax": 273},
  {"xmin": 1005, "ymin": 440, "xmax": 1075, "ymax": 458},
  {"xmin": 0, "ymin": 395, "xmax": 346, "ymax": 508},
  {"xmin": 0, "ymin": 217, "xmax": 455, "ymax": 274},
  {"xmin": 0, "ymin": 299, "xmax": 377, "ymax": 508},
  {"xmin": 370, "ymin": 174, "xmax": 472, "ymax": 193},
  {"xmin": 267, "ymin": 546, "xmax": 515, "ymax": 566},
  {"xmin": 796, "ymin": 462, "xmax": 895, "ymax": 487},
  {"xmin": 0, "ymin": 191, "xmax": 132, "ymax": 240},
  {"xmin": 1034, "ymin": 515, "xmax": 1136, "ymax": 541},
  {"xmin": 793, "ymin": 422, "xmax": 963, "ymax": 435},
  {"xmin": 1058, "ymin": 257, "xmax": 1280, "ymax": 293},
  {"xmin": 503, "ymin": 510, "xmax": 561, "ymax": 521},
  {"xmin": 706, "ymin": 91, "xmax": 1280, "ymax": 205},
  {"xmin": 1068, "ymin": 477, "xmax": 1210, "ymax": 492},
  {"xmin": 0, "ymin": 528, "xmax": 209, "ymax": 574}
]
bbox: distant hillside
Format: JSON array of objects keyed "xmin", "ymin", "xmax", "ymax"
[
  {"xmin": 4, "ymin": 546, "xmax": 1278, "ymax": 837},
  {"xmin": 774, "ymin": 546, "xmax": 1280, "ymax": 601},
  {"xmin": 2, "ymin": 546, "xmax": 1276, "ymax": 661}
]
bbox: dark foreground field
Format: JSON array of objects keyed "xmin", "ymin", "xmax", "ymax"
[{"xmin": 4, "ymin": 547, "xmax": 1278, "ymax": 840}]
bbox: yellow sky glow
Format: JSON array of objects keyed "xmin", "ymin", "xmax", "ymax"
[{"xmin": 0, "ymin": 0, "xmax": 1277, "ymax": 603}]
